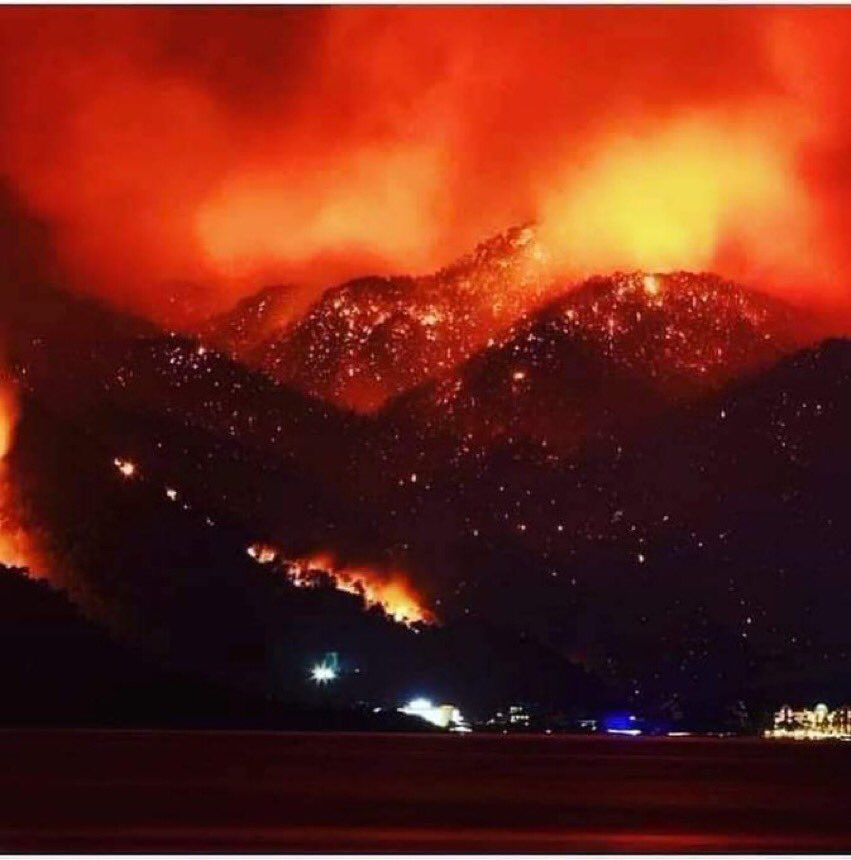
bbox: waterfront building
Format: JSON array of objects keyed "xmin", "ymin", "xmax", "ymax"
[{"xmin": 766, "ymin": 703, "xmax": 851, "ymax": 740}]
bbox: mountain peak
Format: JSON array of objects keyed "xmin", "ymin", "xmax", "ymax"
[
  {"xmin": 384, "ymin": 268, "xmax": 817, "ymax": 457},
  {"xmin": 537, "ymin": 270, "xmax": 812, "ymax": 395},
  {"xmin": 248, "ymin": 225, "xmax": 552, "ymax": 413},
  {"xmin": 204, "ymin": 284, "xmax": 298, "ymax": 356}
]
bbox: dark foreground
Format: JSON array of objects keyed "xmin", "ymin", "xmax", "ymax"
[{"xmin": 1, "ymin": 730, "xmax": 850, "ymax": 852}]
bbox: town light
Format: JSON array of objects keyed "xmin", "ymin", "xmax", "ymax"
[{"xmin": 310, "ymin": 663, "xmax": 337, "ymax": 684}]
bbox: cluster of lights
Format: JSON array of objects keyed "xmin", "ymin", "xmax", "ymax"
[
  {"xmin": 767, "ymin": 703, "xmax": 851, "ymax": 741},
  {"xmin": 246, "ymin": 543, "xmax": 278, "ymax": 564}
]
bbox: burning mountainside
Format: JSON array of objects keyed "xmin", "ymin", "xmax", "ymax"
[
  {"xmin": 6, "ymin": 7, "xmax": 851, "ymax": 722},
  {"xmin": 106, "ymin": 434, "xmax": 435, "ymax": 630},
  {"xmin": 242, "ymin": 226, "xmax": 550, "ymax": 412},
  {"xmin": 543, "ymin": 271, "xmax": 810, "ymax": 392},
  {"xmin": 387, "ymin": 270, "xmax": 815, "ymax": 456},
  {"xmin": 208, "ymin": 227, "xmax": 823, "ymax": 420},
  {"xmin": 203, "ymin": 284, "xmax": 301, "ymax": 356},
  {"xmin": 248, "ymin": 544, "xmax": 435, "ymax": 628},
  {"xmin": 0, "ymin": 376, "xmax": 43, "ymax": 576},
  {"xmin": 2, "ymin": 7, "xmax": 849, "ymax": 324},
  {"xmin": 2, "ymin": 203, "xmax": 850, "ymax": 708},
  {"xmin": 109, "ymin": 444, "xmax": 434, "ymax": 630}
]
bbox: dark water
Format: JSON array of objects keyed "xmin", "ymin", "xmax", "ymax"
[{"xmin": 1, "ymin": 730, "xmax": 850, "ymax": 852}]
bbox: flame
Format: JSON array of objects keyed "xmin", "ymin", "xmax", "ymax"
[
  {"xmin": 296, "ymin": 553, "xmax": 435, "ymax": 627},
  {"xmin": 246, "ymin": 542, "xmax": 277, "ymax": 564},
  {"xmin": 0, "ymin": 377, "xmax": 43, "ymax": 575},
  {"xmin": 642, "ymin": 274, "xmax": 661, "ymax": 297},
  {"xmin": 247, "ymin": 543, "xmax": 435, "ymax": 627},
  {"xmin": 1, "ymin": 8, "xmax": 850, "ymax": 326},
  {"xmin": 537, "ymin": 113, "xmax": 815, "ymax": 284}
]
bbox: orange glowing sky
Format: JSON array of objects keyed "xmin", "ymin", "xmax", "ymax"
[
  {"xmin": 1, "ymin": 7, "xmax": 850, "ymax": 322},
  {"xmin": 0, "ymin": 375, "xmax": 43, "ymax": 576}
]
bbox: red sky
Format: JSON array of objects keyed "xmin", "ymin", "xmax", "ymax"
[{"xmin": 0, "ymin": 7, "xmax": 850, "ymax": 323}]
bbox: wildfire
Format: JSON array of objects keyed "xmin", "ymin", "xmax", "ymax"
[
  {"xmin": 0, "ymin": 377, "xmax": 43, "ymax": 576},
  {"xmin": 297, "ymin": 554, "xmax": 435, "ymax": 627},
  {"xmin": 642, "ymin": 274, "xmax": 661, "ymax": 297},
  {"xmin": 538, "ymin": 114, "xmax": 813, "ymax": 284},
  {"xmin": 0, "ymin": 7, "xmax": 848, "ymax": 330},
  {"xmin": 247, "ymin": 543, "xmax": 435, "ymax": 627},
  {"xmin": 246, "ymin": 542, "xmax": 278, "ymax": 564},
  {"xmin": 107, "ymin": 456, "xmax": 433, "ymax": 628}
]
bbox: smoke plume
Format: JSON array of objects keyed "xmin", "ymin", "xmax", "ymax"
[{"xmin": 0, "ymin": 7, "xmax": 849, "ymax": 323}]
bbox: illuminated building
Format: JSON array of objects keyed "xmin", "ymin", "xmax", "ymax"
[
  {"xmin": 399, "ymin": 697, "xmax": 470, "ymax": 731},
  {"xmin": 485, "ymin": 704, "xmax": 534, "ymax": 731},
  {"xmin": 766, "ymin": 703, "xmax": 851, "ymax": 740}
]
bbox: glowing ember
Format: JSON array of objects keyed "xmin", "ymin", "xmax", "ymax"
[
  {"xmin": 246, "ymin": 543, "xmax": 278, "ymax": 564},
  {"xmin": 113, "ymin": 458, "xmax": 137, "ymax": 478}
]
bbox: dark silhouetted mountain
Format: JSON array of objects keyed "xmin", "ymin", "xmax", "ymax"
[
  {"xmin": 8, "ymin": 386, "xmax": 604, "ymax": 719},
  {"xmin": 382, "ymin": 338, "xmax": 851, "ymax": 710},
  {"xmin": 0, "ymin": 563, "xmax": 439, "ymax": 730}
]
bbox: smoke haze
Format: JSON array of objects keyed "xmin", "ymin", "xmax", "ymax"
[{"xmin": 0, "ymin": 7, "xmax": 849, "ymax": 323}]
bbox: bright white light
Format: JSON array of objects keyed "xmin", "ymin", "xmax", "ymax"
[
  {"xmin": 399, "ymin": 698, "xmax": 469, "ymax": 730},
  {"xmin": 310, "ymin": 663, "xmax": 337, "ymax": 684}
]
